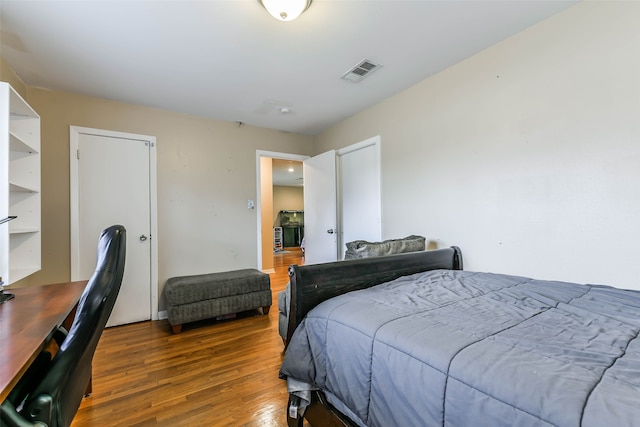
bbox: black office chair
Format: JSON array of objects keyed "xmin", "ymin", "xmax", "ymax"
[{"xmin": 1, "ymin": 225, "xmax": 126, "ymax": 427}]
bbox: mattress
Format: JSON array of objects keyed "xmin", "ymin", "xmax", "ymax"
[{"xmin": 280, "ymin": 269, "xmax": 640, "ymax": 426}]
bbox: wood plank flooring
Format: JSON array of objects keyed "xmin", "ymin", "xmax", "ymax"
[{"xmin": 71, "ymin": 248, "xmax": 304, "ymax": 427}]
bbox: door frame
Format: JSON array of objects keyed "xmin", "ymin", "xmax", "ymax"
[
  {"xmin": 255, "ymin": 150, "xmax": 309, "ymax": 271},
  {"xmin": 69, "ymin": 126, "xmax": 159, "ymax": 321}
]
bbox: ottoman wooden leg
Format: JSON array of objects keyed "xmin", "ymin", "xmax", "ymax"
[
  {"xmin": 263, "ymin": 305, "xmax": 271, "ymax": 315},
  {"xmin": 171, "ymin": 324, "xmax": 183, "ymax": 334}
]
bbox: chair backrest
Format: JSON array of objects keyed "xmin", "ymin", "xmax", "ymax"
[{"xmin": 24, "ymin": 225, "xmax": 126, "ymax": 427}]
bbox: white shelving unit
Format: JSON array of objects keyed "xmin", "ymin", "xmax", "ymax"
[
  {"xmin": 0, "ymin": 82, "xmax": 41, "ymax": 285},
  {"xmin": 274, "ymin": 227, "xmax": 283, "ymax": 252}
]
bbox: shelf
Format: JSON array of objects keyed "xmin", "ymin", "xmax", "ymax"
[
  {"xmin": 9, "ymin": 132, "xmax": 39, "ymax": 154},
  {"xmin": 9, "ymin": 89, "xmax": 38, "ymax": 119},
  {"xmin": 9, "ymin": 266, "xmax": 40, "ymax": 284},
  {"xmin": 9, "ymin": 118, "xmax": 40, "ymax": 153},
  {"xmin": 9, "ymin": 182, "xmax": 39, "ymax": 193},
  {"xmin": 9, "ymin": 228, "xmax": 39, "ymax": 235}
]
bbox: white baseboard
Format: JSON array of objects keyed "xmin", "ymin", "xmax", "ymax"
[{"xmin": 157, "ymin": 310, "xmax": 168, "ymax": 320}]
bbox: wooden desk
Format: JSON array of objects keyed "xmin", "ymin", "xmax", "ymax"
[{"xmin": 0, "ymin": 281, "xmax": 87, "ymax": 402}]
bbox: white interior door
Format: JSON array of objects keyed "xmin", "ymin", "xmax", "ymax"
[
  {"xmin": 303, "ymin": 150, "xmax": 337, "ymax": 264},
  {"xmin": 338, "ymin": 137, "xmax": 382, "ymax": 257},
  {"xmin": 70, "ymin": 127, "xmax": 157, "ymax": 327}
]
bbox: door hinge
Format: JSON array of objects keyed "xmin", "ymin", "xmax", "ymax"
[{"xmin": 77, "ymin": 149, "xmax": 80, "ymax": 160}]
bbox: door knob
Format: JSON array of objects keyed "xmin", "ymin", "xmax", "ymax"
[
  {"xmin": 326, "ymin": 229, "xmax": 336, "ymax": 234},
  {"xmin": 139, "ymin": 234, "xmax": 148, "ymax": 241}
]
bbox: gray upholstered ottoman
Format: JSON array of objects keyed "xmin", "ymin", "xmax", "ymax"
[{"xmin": 164, "ymin": 268, "xmax": 271, "ymax": 334}]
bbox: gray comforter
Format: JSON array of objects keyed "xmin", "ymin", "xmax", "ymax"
[{"xmin": 280, "ymin": 269, "xmax": 640, "ymax": 426}]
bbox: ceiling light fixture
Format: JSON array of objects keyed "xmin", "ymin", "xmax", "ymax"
[{"xmin": 259, "ymin": 0, "xmax": 312, "ymax": 22}]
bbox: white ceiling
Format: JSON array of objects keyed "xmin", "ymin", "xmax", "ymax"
[
  {"xmin": 0, "ymin": 1, "xmax": 578, "ymax": 136},
  {"xmin": 272, "ymin": 158, "xmax": 303, "ymax": 187}
]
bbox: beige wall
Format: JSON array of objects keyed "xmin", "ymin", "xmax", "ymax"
[
  {"xmin": 1, "ymin": 81, "xmax": 313, "ymax": 303},
  {"xmin": 273, "ymin": 186, "xmax": 304, "ymax": 226},
  {"xmin": 315, "ymin": 2, "xmax": 640, "ymax": 290}
]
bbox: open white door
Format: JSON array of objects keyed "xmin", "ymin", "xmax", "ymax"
[{"xmin": 303, "ymin": 150, "xmax": 337, "ymax": 264}]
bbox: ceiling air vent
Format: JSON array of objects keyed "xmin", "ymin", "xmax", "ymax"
[{"xmin": 341, "ymin": 59, "xmax": 382, "ymax": 83}]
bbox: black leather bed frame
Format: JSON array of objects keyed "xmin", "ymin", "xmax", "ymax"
[{"xmin": 283, "ymin": 247, "xmax": 463, "ymax": 426}]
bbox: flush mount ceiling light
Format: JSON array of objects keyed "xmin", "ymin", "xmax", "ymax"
[{"xmin": 259, "ymin": 0, "xmax": 312, "ymax": 22}]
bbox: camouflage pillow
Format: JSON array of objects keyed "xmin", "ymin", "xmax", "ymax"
[{"xmin": 344, "ymin": 235, "xmax": 426, "ymax": 260}]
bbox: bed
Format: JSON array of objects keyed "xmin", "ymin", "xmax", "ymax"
[{"xmin": 279, "ymin": 247, "xmax": 640, "ymax": 426}]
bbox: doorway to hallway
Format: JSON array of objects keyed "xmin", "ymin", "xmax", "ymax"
[{"xmin": 256, "ymin": 151, "xmax": 308, "ymax": 272}]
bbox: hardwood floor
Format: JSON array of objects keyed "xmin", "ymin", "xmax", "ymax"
[{"xmin": 72, "ymin": 248, "xmax": 304, "ymax": 427}]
